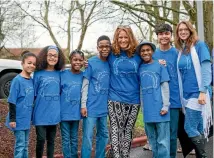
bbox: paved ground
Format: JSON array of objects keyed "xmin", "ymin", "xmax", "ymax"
[{"xmin": 130, "ymin": 137, "xmax": 213, "ymax": 158}]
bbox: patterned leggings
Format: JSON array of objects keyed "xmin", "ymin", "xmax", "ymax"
[{"xmin": 108, "ymin": 100, "xmax": 140, "ymax": 158}]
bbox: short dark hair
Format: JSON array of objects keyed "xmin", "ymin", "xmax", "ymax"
[
  {"xmin": 69, "ymin": 49, "xmax": 84, "ymax": 60},
  {"xmin": 155, "ymin": 23, "xmax": 172, "ymax": 35},
  {"xmin": 97, "ymin": 35, "xmax": 111, "ymax": 45},
  {"xmin": 21, "ymin": 50, "xmax": 37, "ymax": 63},
  {"xmin": 36, "ymin": 46, "xmax": 65, "ymax": 71}
]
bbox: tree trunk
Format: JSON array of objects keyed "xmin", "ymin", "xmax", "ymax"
[
  {"xmin": 171, "ymin": 1, "xmax": 180, "ymax": 36},
  {"xmin": 203, "ymin": 1, "xmax": 213, "ymax": 50}
]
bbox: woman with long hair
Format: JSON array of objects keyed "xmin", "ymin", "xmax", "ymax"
[
  {"xmin": 175, "ymin": 21, "xmax": 212, "ymax": 157},
  {"xmin": 107, "ymin": 26, "xmax": 141, "ymax": 158}
]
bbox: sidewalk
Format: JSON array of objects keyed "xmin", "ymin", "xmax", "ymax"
[{"xmin": 130, "ymin": 136, "xmax": 213, "ymax": 158}]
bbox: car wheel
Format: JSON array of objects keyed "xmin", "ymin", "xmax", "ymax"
[{"xmin": 0, "ymin": 72, "xmax": 19, "ymax": 98}]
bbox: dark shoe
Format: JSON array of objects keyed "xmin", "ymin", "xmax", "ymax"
[{"xmin": 190, "ymin": 135, "xmax": 207, "ymax": 158}]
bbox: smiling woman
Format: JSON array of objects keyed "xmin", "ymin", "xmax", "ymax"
[{"xmin": 107, "ymin": 26, "xmax": 141, "ymax": 158}]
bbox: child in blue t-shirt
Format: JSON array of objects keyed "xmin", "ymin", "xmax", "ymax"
[
  {"xmin": 153, "ymin": 23, "xmax": 182, "ymax": 158},
  {"xmin": 60, "ymin": 50, "xmax": 84, "ymax": 158},
  {"xmin": 81, "ymin": 35, "xmax": 111, "ymax": 158},
  {"xmin": 136, "ymin": 41, "xmax": 170, "ymax": 158},
  {"xmin": 32, "ymin": 46, "xmax": 65, "ymax": 158},
  {"xmin": 5, "ymin": 51, "xmax": 37, "ymax": 158}
]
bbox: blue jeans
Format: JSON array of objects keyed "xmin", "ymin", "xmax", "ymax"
[
  {"xmin": 145, "ymin": 122, "xmax": 170, "ymax": 158},
  {"xmin": 184, "ymin": 107, "xmax": 203, "ymax": 137},
  {"xmin": 60, "ymin": 121, "xmax": 79, "ymax": 158},
  {"xmin": 170, "ymin": 109, "xmax": 179, "ymax": 158},
  {"xmin": 81, "ymin": 116, "xmax": 108, "ymax": 158},
  {"xmin": 14, "ymin": 130, "xmax": 30, "ymax": 158}
]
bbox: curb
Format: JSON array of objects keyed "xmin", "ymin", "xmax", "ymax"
[{"xmin": 47, "ymin": 136, "xmax": 147, "ymax": 158}]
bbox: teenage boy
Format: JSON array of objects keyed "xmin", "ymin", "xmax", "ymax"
[
  {"xmin": 137, "ymin": 41, "xmax": 170, "ymax": 158},
  {"xmin": 81, "ymin": 35, "xmax": 111, "ymax": 158},
  {"xmin": 153, "ymin": 23, "xmax": 182, "ymax": 158}
]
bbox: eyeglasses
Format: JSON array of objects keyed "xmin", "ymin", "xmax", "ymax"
[
  {"xmin": 117, "ymin": 25, "xmax": 131, "ymax": 29},
  {"xmin": 178, "ymin": 28, "xmax": 189, "ymax": 32},
  {"xmin": 47, "ymin": 54, "xmax": 58, "ymax": 58},
  {"xmin": 98, "ymin": 45, "xmax": 111, "ymax": 49}
]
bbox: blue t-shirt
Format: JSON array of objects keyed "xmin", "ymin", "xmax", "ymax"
[
  {"xmin": 139, "ymin": 60, "xmax": 170, "ymax": 123},
  {"xmin": 178, "ymin": 41, "xmax": 211, "ymax": 99},
  {"xmin": 153, "ymin": 47, "xmax": 181, "ymax": 108},
  {"xmin": 5, "ymin": 75, "xmax": 34, "ymax": 130},
  {"xmin": 60, "ymin": 69, "xmax": 83, "ymax": 121},
  {"xmin": 84, "ymin": 56, "xmax": 110, "ymax": 117},
  {"xmin": 108, "ymin": 50, "xmax": 141, "ymax": 104},
  {"xmin": 32, "ymin": 70, "xmax": 61, "ymax": 125}
]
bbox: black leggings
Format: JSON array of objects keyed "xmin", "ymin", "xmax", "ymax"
[{"xmin": 36, "ymin": 125, "xmax": 57, "ymax": 158}]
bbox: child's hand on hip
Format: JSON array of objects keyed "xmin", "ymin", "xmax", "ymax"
[
  {"xmin": 9, "ymin": 122, "xmax": 16, "ymax": 128},
  {"xmin": 160, "ymin": 110, "xmax": 168, "ymax": 115},
  {"xmin": 198, "ymin": 92, "xmax": 206, "ymax": 105},
  {"xmin": 81, "ymin": 108, "xmax": 87, "ymax": 117}
]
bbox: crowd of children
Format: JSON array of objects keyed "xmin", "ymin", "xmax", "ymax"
[{"xmin": 5, "ymin": 21, "xmax": 212, "ymax": 158}]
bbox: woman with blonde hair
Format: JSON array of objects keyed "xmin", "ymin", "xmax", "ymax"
[
  {"xmin": 107, "ymin": 25, "xmax": 141, "ymax": 158},
  {"xmin": 175, "ymin": 21, "xmax": 212, "ymax": 157}
]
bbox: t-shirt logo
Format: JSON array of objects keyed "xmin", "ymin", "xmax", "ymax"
[
  {"xmin": 113, "ymin": 56, "xmax": 137, "ymax": 78},
  {"xmin": 140, "ymin": 71, "xmax": 159, "ymax": 95},
  {"xmin": 39, "ymin": 76, "xmax": 60, "ymax": 101},
  {"xmin": 62, "ymin": 81, "xmax": 81, "ymax": 105},
  {"xmin": 24, "ymin": 86, "xmax": 34, "ymax": 107},
  {"xmin": 94, "ymin": 71, "xmax": 110, "ymax": 95},
  {"xmin": 166, "ymin": 62, "xmax": 176, "ymax": 78}
]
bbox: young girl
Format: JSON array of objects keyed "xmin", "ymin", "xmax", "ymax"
[
  {"xmin": 5, "ymin": 51, "xmax": 37, "ymax": 158},
  {"xmin": 32, "ymin": 46, "xmax": 65, "ymax": 158},
  {"xmin": 60, "ymin": 50, "xmax": 84, "ymax": 158}
]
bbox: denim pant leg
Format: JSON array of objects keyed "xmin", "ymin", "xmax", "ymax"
[
  {"xmin": 170, "ymin": 109, "xmax": 179, "ymax": 158},
  {"xmin": 14, "ymin": 130, "xmax": 27, "ymax": 158},
  {"xmin": 36, "ymin": 126, "xmax": 46, "ymax": 158},
  {"xmin": 70, "ymin": 121, "xmax": 79, "ymax": 158},
  {"xmin": 81, "ymin": 117, "xmax": 97, "ymax": 158},
  {"xmin": 145, "ymin": 123, "xmax": 158, "ymax": 158},
  {"xmin": 184, "ymin": 107, "xmax": 203, "ymax": 137},
  {"xmin": 60, "ymin": 121, "xmax": 72, "ymax": 158},
  {"xmin": 95, "ymin": 116, "xmax": 108, "ymax": 158},
  {"xmin": 23, "ymin": 130, "xmax": 30, "ymax": 158},
  {"xmin": 46, "ymin": 125, "xmax": 57, "ymax": 158},
  {"xmin": 156, "ymin": 122, "xmax": 170, "ymax": 158}
]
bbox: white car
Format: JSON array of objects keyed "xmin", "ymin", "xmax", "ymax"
[{"xmin": 0, "ymin": 59, "xmax": 22, "ymax": 98}]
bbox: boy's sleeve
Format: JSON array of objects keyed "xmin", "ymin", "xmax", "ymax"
[
  {"xmin": 160, "ymin": 65, "xmax": 170, "ymax": 83},
  {"xmin": 81, "ymin": 77, "xmax": 89, "ymax": 108},
  {"xmin": 161, "ymin": 82, "xmax": 170, "ymax": 112},
  {"xmin": 83, "ymin": 63, "xmax": 92, "ymax": 81}
]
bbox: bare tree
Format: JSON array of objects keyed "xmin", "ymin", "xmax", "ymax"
[{"xmin": 16, "ymin": 0, "xmax": 115, "ymax": 58}]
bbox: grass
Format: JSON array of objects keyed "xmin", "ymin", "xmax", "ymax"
[{"xmin": 135, "ymin": 109, "xmax": 144, "ymax": 128}]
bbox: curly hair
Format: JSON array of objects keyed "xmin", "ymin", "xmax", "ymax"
[
  {"xmin": 175, "ymin": 21, "xmax": 198, "ymax": 53},
  {"xmin": 36, "ymin": 46, "xmax": 65, "ymax": 71},
  {"xmin": 112, "ymin": 27, "xmax": 138, "ymax": 58}
]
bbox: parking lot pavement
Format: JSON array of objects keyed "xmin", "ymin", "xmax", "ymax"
[{"xmin": 130, "ymin": 137, "xmax": 213, "ymax": 158}]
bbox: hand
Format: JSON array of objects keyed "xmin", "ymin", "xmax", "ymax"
[
  {"xmin": 81, "ymin": 108, "xmax": 87, "ymax": 117},
  {"xmin": 84, "ymin": 60, "xmax": 88, "ymax": 68},
  {"xmin": 198, "ymin": 92, "xmax": 206, "ymax": 105},
  {"xmin": 9, "ymin": 122, "xmax": 16, "ymax": 128},
  {"xmin": 158, "ymin": 59, "xmax": 167, "ymax": 66},
  {"xmin": 160, "ymin": 110, "xmax": 168, "ymax": 115}
]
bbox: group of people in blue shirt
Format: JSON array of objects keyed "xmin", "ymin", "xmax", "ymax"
[{"xmin": 5, "ymin": 20, "xmax": 212, "ymax": 158}]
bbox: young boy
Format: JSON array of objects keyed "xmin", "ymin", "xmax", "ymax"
[
  {"xmin": 81, "ymin": 35, "xmax": 111, "ymax": 158},
  {"xmin": 136, "ymin": 41, "xmax": 170, "ymax": 158},
  {"xmin": 153, "ymin": 23, "xmax": 182, "ymax": 158}
]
